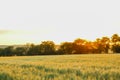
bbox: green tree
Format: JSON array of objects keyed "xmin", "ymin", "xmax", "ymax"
[
  {"xmin": 112, "ymin": 44, "xmax": 120, "ymax": 53},
  {"xmin": 27, "ymin": 44, "xmax": 40, "ymax": 55},
  {"xmin": 0, "ymin": 48, "xmax": 3, "ymax": 56},
  {"xmin": 111, "ymin": 34, "xmax": 120, "ymax": 53},
  {"xmin": 14, "ymin": 47, "xmax": 26, "ymax": 56},
  {"xmin": 2, "ymin": 46, "xmax": 14, "ymax": 56},
  {"xmin": 40, "ymin": 41, "xmax": 56, "ymax": 55},
  {"xmin": 101, "ymin": 37, "xmax": 110, "ymax": 53},
  {"xmin": 57, "ymin": 42, "xmax": 74, "ymax": 54}
]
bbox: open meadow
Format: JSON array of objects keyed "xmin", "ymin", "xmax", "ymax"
[{"xmin": 0, "ymin": 54, "xmax": 120, "ymax": 80}]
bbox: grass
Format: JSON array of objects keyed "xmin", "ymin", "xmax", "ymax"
[{"xmin": 0, "ymin": 54, "xmax": 120, "ymax": 80}]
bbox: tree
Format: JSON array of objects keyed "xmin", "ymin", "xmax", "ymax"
[
  {"xmin": 0, "ymin": 48, "xmax": 3, "ymax": 56},
  {"xmin": 23, "ymin": 43, "xmax": 33, "ymax": 55},
  {"xmin": 2, "ymin": 46, "xmax": 14, "ymax": 56},
  {"xmin": 57, "ymin": 42, "xmax": 74, "ymax": 54},
  {"xmin": 111, "ymin": 34, "xmax": 120, "ymax": 53},
  {"xmin": 84, "ymin": 41, "xmax": 95, "ymax": 53},
  {"xmin": 40, "ymin": 41, "xmax": 56, "ymax": 55},
  {"xmin": 14, "ymin": 47, "xmax": 26, "ymax": 56},
  {"xmin": 111, "ymin": 34, "xmax": 120, "ymax": 43},
  {"xmin": 94, "ymin": 37, "xmax": 110, "ymax": 53},
  {"xmin": 101, "ymin": 37, "xmax": 110, "ymax": 53},
  {"xmin": 74, "ymin": 38, "xmax": 86, "ymax": 45},
  {"xmin": 112, "ymin": 44, "xmax": 120, "ymax": 53},
  {"xmin": 73, "ymin": 38, "xmax": 87, "ymax": 54},
  {"xmin": 27, "ymin": 44, "xmax": 40, "ymax": 55}
]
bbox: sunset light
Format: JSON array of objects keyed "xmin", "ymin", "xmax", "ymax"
[
  {"xmin": 0, "ymin": 0, "xmax": 120, "ymax": 45},
  {"xmin": 0, "ymin": 1, "xmax": 120, "ymax": 80}
]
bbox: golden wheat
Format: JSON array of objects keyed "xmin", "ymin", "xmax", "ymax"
[{"xmin": 0, "ymin": 54, "xmax": 120, "ymax": 80}]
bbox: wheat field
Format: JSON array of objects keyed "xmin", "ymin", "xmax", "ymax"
[{"xmin": 0, "ymin": 54, "xmax": 120, "ymax": 80}]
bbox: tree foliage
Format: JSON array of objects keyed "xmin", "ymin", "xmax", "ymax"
[
  {"xmin": 39, "ymin": 41, "xmax": 56, "ymax": 55},
  {"xmin": 111, "ymin": 34, "xmax": 120, "ymax": 53},
  {"xmin": 0, "ymin": 34, "xmax": 120, "ymax": 56}
]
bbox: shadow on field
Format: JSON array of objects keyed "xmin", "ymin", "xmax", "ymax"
[{"xmin": 0, "ymin": 73, "xmax": 13, "ymax": 80}]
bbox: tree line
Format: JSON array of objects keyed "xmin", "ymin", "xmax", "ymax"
[{"xmin": 0, "ymin": 34, "xmax": 120, "ymax": 56}]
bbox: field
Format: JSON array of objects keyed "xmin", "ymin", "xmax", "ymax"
[{"xmin": 0, "ymin": 54, "xmax": 120, "ymax": 80}]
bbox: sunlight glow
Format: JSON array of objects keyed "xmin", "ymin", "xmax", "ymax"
[{"xmin": 0, "ymin": 0, "xmax": 120, "ymax": 45}]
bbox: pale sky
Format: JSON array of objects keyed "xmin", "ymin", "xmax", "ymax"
[{"xmin": 0, "ymin": 0, "xmax": 120, "ymax": 45}]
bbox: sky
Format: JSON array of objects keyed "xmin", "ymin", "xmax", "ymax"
[{"xmin": 0, "ymin": 0, "xmax": 120, "ymax": 45}]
